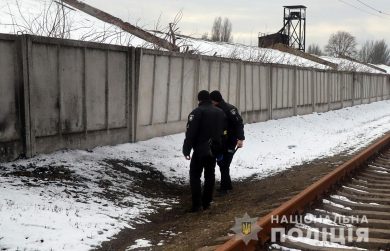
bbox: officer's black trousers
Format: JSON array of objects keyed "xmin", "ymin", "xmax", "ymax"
[
  {"xmin": 189, "ymin": 151, "xmax": 216, "ymax": 209},
  {"xmin": 217, "ymin": 148, "xmax": 235, "ymax": 190}
]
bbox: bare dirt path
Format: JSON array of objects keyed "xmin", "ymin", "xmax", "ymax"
[{"xmin": 96, "ymin": 153, "xmax": 352, "ymax": 251}]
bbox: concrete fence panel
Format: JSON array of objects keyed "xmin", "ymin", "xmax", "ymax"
[
  {"xmin": 209, "ymin": 60, "xmax": 221, "ymax": 91},
  {"xmin": 272, "ymin": 66, "xmax": 294, "ymax": 119},
  {"xmin": 199, "ymin": 58, "xmax": 209, "ymax": 91},
  {"xmin": 167, "ymin": 56, "xmax": 183, "ymax": 122},
  {"xmin": 259, "ymin": 65, "xmax": 269, "ymax": 121},
  {"xmin": 329, "ymin": 72, "xmax": 342, "ymax": 109},
  {"xmin": 384, "ymin": 76, "xmax": 390, "ymax": 99},
  {"xmin": 343, "ymin": 73, "xmax": 353, "ymax": 107},
  {"xmin": 26, "ymin": 36, "xmax": 133, "ymax": 155},
  {"xmin": 296, "ymin": 69, "xmax": 313, "ymax": 115},
  {"xmin": 0, "ymin": 34, "xmax": 23, "ymax": 161},
  {"xmin": 228, "ymin": 62, "xmax": 239, "ymax": 105},
  {"xmin": 60, "ymin": 46, "xmax": 84, "ymax": 133},
  {"xmin": 314, "ymin": 71, "xmax": 329, "ymax": 113},
  {"xmin": 362, "ymin": 75, "xmax": 371, "ymax": 104},
  {"xmin": 219, "ymin": 62, "xmax": 230, "ymax": 103},
  {"xmin": 244, "ymin": 63, "xmax": 254, "ymax": 121},
  {"xmin": 138, "ymin": 54, "xmax": 154, "ymax": 126},
  {"xmin": 252, "ymin": 65, "xmax": 261, "ymax": 111},
  {"xmin": 85, "ymin": 48, "xmax": 106, "ymax": 131},
  {"xmin": 238, "ymin": 63, "xmax": 246, "ymax": 117},
  {"xmin": 31, "ymin": 43, "xmax": 59, "ymax": 137},
  {"xmin": 181, "ymin": 57, "xmax": 197, "ymax": 120},
  {"xmin": 353, "ymin": 73, "xmax": 362, "ymax": 105},
  {"xmin": 108, "ymin": 51, "xmax": 127, "ymax": 129}
]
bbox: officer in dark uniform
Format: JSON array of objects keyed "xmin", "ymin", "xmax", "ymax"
[
  {"xmin": 183, "ymin": 90, "xmax": 225, "ymax": 212},
  {"xmin": 210, "ymin": 90, "xmax": 245, "ymax": 194}
]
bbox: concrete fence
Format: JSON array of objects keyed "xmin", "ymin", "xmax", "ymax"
[
  {"xmin": 1, "ymin": 34, "xmax": 390, "ymax": 161},
  {"xmin": 0, "ymin": 34, "xmax": 135, "ymax": 161},
  {"xmin": 135, "ymin": 49, "xmax": 390, "ymax": 140}
]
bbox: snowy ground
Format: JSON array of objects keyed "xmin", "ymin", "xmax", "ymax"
[{"xmin": 1, "ymin": 100, "xmax": 390, "ymax": 250}]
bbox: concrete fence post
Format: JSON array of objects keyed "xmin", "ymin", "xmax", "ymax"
[
  {"xmin": 268, "ymin": 65, "xmax": 273, "ymax": 120},
  {"xmin": 237, "ymin": 61, "xmax": 242, "ymax": 116},
  {"xmin": 179, "ymin": 57, "xmax": 185, "ymax": 121},
  {"xmin": 327, "ymin": 72, "xmax": 331, "ymax": 112},
  {"xmin": 360, "ymin": 74, "xmax": 364, "ymax": 104},
  {"xmin": 132, "ymin": 48, "xmax": 142, "ymax": 142},
  {"xmin": 20, "ymin": 35, "xmax": 34, "ymax": 157},
  {"xmin": 369, "ymin": 75, "xmax": 372, "ymax": 103},
  {"xmin": 128, "ymin": 47, "xmax": 136, "ymax": 142},
  {"xmin": 340, "ymin": 73, "xmax": 344, "ymax": 108},
  {"xmin": 82, "ymin": 47, "xmax": 87, "ymax": 136},
  {"xmin": 311, "ymin": 70, "xmax": 315, "ymax": 112},
  {"xmin": 382, "ymin": 76, "xmax": 385, "ymax": 100},
  {"xmin": 193, "ymin": 56, "xmax": 201, "ymax": 107},
  {"xmin": 243, "ymin": 63, "xmax": 248, "ymax": 122},
  {"xmin": 386, "ymin": 76, "xmax": 389, "ymax": 99},
  {"xmin": 293, "ymin": 67, "xmax": 297, "ymax": 116},
  {"xmin": 352, "ymin": 72, "xmax": 355, "ymax": 106},
  {"xmin": 376, "ymin": 76, "xmax": 379, "ymax": 102}
]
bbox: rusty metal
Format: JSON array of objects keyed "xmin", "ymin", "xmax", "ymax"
[
  {"xmin": 62, "ymin": 0, "xmax": 179, "ymax": 51},
  {"xmin": 216, "ymin": 133, "xmax": 390, "ymax": 251}
]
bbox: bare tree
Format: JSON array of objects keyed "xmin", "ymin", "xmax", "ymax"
[
  {"xmin": 325, "ymin": 31, "xmax": 357, "ymax": 57},
  {"xmin": 307, "ymin": 44, "xmax": 323, "ymax": 56},
  {"xmin": 221, "ymin": 18, "xmax": 232, "ymax": 42},
  {"xmin": 359, "ymin": 40, "xmax": 374, "ymax": 63},
  {"xmin": 4, "ymin": 0, "xmax": 74, "ymax": 38},
  {"xmin": 359, "ymin": 39, "xmax": 390, "ymax": 65},
  {"xmin": 211, "ymin": 16, "xmax": 232, "ymax": 42},
  {"xmin": 371, "ymin": 40, "xmax": 390, "ymax": 65},
  {"xmin": 211, "ymin": 17, "xmax": 222, "ymax": 41}
]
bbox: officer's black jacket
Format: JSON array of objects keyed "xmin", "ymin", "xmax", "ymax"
[
  {"xmin": 217, "ymin": 100, "xmax": 245, "ymax": 148},
  {"xmin": 183, "ymin": 101, "xmax": 226, "ymax": 157}
]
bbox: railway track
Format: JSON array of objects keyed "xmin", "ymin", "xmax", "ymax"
[{"xmin": 201, "ymin": 133, "xmax": 390, "ymax": 251}]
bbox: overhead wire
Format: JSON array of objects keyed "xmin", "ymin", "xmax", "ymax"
[
  {"xmin": 354, "ymin": 0, "xmax": 390, "ymax": 16},
  {"xmin": 338, "ymin": 0, "xmax": 390, "ymax": 20}
]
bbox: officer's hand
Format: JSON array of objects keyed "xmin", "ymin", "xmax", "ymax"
[
  {"xmin": 237, "ymin": 140, "xmax": 244, "ymax": 148},
  {"xmin": 185, "ymin": 155, "xmax": 191, "ymax": 160}
]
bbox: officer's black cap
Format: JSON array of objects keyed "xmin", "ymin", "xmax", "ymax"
[
  {"xmin": 198, "ymin": 90, "xmax": 210, "ymax": 101},
  {"xmin": 210, "ymin": 90, "xmax": 223, "ymax": 102}
]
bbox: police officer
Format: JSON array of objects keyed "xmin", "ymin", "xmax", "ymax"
[
  {"xmin": 210, "ymin": 90, "xmax": 245, "ymax": 195},
  {"xmin": 183, "ymin": 90, "xmax": 225, "ymax": 212}
]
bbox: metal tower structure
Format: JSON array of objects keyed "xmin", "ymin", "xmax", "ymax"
[{"xmin": 282, "ymin": 5, "xmax": 306, "ymax": 52}]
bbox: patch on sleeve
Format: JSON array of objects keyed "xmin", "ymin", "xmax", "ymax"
[
  {"xmin": 189, "ymin": 114, "xmax": 194, "ymax": 121},
  {"xmin": 230, "ymin": 109, "xmax": 237, "ymax": 115}
]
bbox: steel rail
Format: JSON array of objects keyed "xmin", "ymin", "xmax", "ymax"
[{"xmin": 216, "ymin": 133, "xmax": 390, "ymax": 251}]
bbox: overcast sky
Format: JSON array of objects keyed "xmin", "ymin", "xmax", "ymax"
[{"xmin": 84, "ymin": 0, "xmax": 390, "ymax": 49}]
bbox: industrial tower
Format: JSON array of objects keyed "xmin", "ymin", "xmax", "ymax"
[
  {"xmin": 282, "ymin": 5, "xmax": 307, "ymax": 51},
  {"xmin": 258, "ymin": 5, "xmax": 307, "ymax": 52}
]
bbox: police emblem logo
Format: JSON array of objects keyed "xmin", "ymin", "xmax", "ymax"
[
  {"xmin": 230, "ymin": 109, "xmax": 236, "ymax": 115},
  {"xmin": 241, "ymin": 222, "xmax": 251, "ymax": 235},
  {"xmin": 189, "ymin": 115, "xmax": 194, "ymax": 121},
  {"xmin": 230, "ymin": 213, "xmax": 262, "ymax": 245}
]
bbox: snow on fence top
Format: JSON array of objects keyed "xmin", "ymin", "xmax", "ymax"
[
  {"xmin": 320, "ymin": 56, "xmax": 386, "ymax": 74},
  {"xmin": 173, "ymin": 35, "xmax": 330, "ymax": 70},
  {"xmin": 373, "ymin": 64, "xmax": 390, "ymax": 74}
]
